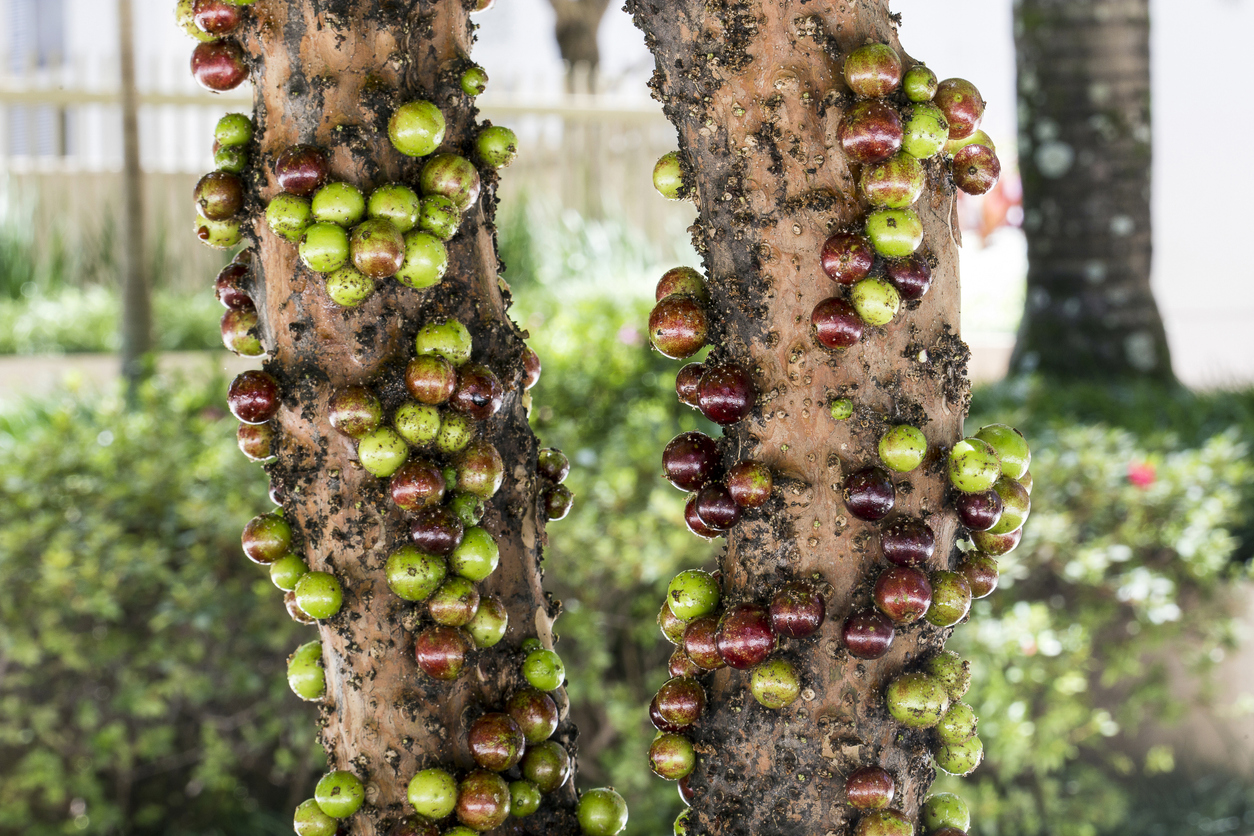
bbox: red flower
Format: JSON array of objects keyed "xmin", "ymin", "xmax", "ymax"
[{"xmin": 1127, "ymin": 462, "xmax": 1156, "ymax": 488}]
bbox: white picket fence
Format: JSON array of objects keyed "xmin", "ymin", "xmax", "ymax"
[{"xmin": 0, "ymin": 51, "xmax": 694, "ymax": 290}]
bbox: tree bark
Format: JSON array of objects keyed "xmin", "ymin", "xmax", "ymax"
[
  {"xmin": 628, "ymin": 3, "xmax": 970, "ymax": 834},
  {"xmin": 236, "ymin": 3, "xmax": 579, "ymax": 834},
  {"xmin": 1010, "ymin": 0, "xmax": 1173, "ymax": 382},
  {"xmin": 117, "ymin": 0, "xmax": 152, "ymax": 391}
]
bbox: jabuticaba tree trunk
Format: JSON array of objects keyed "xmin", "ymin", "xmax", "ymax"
[
  {"xmin": 231, "ymin": 3, "xmax": 581, "ymax": 835},
  {"xmin": 1009, "ymin": 0, "xmax": 1173, "ymax": 381},
  {"xmin": 628, "ymin": 3, "xmax": 970, "ymax": 835}
]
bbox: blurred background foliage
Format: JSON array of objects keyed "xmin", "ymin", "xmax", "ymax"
[{"xmin": 1, "ymin": 199, "xmax": 1253, "ymax": 835}]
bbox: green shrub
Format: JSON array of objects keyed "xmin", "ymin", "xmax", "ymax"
[{"xmin": 0, "ymin": 376, "xmax": 320, "ymax": 835}]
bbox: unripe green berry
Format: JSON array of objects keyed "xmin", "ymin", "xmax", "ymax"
[
  {"xmin": 509, "ymin": 780, "xmax": 542, "ymax": 818},
  {"xmin": 666, "ymin": 569, "xmax": 721, "ymax": 621},
  {"xmin": 358, "ymin": 427, "xmax": 409, "ymax": 477},
  {"xmin": 885, "ymin": 671, "xmax": 949, "ymax": 728},
  {"xmin": 407, "ymin": 768, "xmax": 458, "ymax": 820},
  {"xmin": 851, "ymin": 277, "xmax": 901, "ymax": 327},
  {"xmin": 293, "ymin": 798, "xmax": 337, "ymax": 836},
  {"xmin": 324, "ymin": 266, "xmax": 375, "ymax": 307},
  {"xmin": 878, "ymin": 425, "xmax": 926, "ymax": 472},
  {"xmin": 947, "ymin": 437, "xmax": 1001, "ymax": 493},
  {"xmin": 674, "ymin": 809, "xmax": 691, "ymax": 836},
  {"xmin": 935, "ymin": 701, "xmax": 978, "ymax": 745},
  {"xmin": 311, "ymin": 182, "xmax": 366, "ymax": 227},
  {"xmin": 923, "ymin": 650, "xmax": 971, "ymax": 701},
  {"xmin": 577, "ymin": 787, "xmax": 629, "ymax": 836},
  {"xmin": 921, "ymin": 793, "xmax": 970, "ymax": 832},
  {"xmin": 750, "ymin": 658, "xmax": 801, "ymax": 709},
  {"xmin": 194, "ymin": 216, "xmax": 242, "ymax": 249},
  {"xmin": 946, "ymin": 129, "xmax": 997, "ymax": 157},
  {"xmin": 476, "ymin": 125, "xmax": 518, "ymax": 168},
  {"xmin": 435, "ymin": 412, "xmax": 475, "ymax": 455},
  {"xmin": 213, "ymin": 145, "xmax": 248, "ymax": 174},
  {"xmin": 925, "ymin": 570, "xmax": 972, "ymax": 627},
  {"xmin": 523, "ymin": 649, "xmax": 565, "ymax": 691},
  {"xmin": 449, "ymin": 492, "xmax": 485, "ymax": 526},
  {"xmin": 903, "ymin": 103, "xmax": 950, "ymax": 159},
  {"xmin": 389, "ymin": 100, "xmax": 446, "ymax": 157},
  {"xmin": 293, "ymin": 571, "xmax": 343, "ymax": 620},
  {"xmin": 903, "ymin": 65, "xmax": 939, "ymax": 101},
  {"xmin": 934, "ymin": 734, "xmax": 983, "ymax": 776},
  {"xmin": 266, "ymin": 193, "xmax": 313, "ymax": 242},
  {"xmin": 450, "ymin": 526, "xmax": 500, "ymax": 582},
  {"xmin": 988, "ymin": 474, "xmax": 1031, "ymax": 535},
  {"xmin": 386, "ymin": 545, "xmax": 447, "ymax": 601},
  {"xmin": 415, "ymin": 319, "xmax": 473, "ymax": 366},
  {"xmin": 855, "ymin": 809, "xmax": 914, "ymax": 836},
  {"xmin": 865, "ymin": 208, "xmax": 924, "ymax": 258},
  {"xmin": 830, "ymin": 398, "xmax": 854, "ymax": 421},
  {"xmin": 653, "ymin": 151, "xmax": 685, "ymax": 200},
  {"xmin": 215, "ymin": 112, "xmax": 254, "ymax": 147},
  {"xmin": 462, "ymin": 65, "xmax": 489, "ymax": 97},
  {"xmin": 299, "ymin": 222, "xmax": 349, "ymax": 273},
  {"xmin": 466, "ymin": 595, "xmax": 509, "ymax": 648},
  {"xmin": 974, "ymin": 422, "xmax": 1031, "ymax": 480},
  {"xmin": 270, "ymin": 552, "xmax": 309, "ymax": 591},
  {"xmin": 417, "ymin": 195, "xmax": 461, "ymax": 240},
  {"xmin": 315, "ymin": 770, "xmax": 364, "ymax": 818},
  {"xmin": 394, "ymin": 231, "xmax": 448, "ymax": 289},
  {"xmin": 394, "ymin": 401, "xmax": 442, "ymax": 447},
  {"xmin": 367, "ymin": 184, "xmax": 421, "ymax": 233},
  {"xmin": 286, "ymin": 640, "xmax": 325, "ymax": 701}
]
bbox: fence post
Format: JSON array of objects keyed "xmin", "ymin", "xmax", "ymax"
[{"xmin": 117, "ymin": 0, "xmax": 151, "ymax": 390}]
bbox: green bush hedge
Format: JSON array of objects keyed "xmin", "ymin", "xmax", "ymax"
[{"xmin": 0, "ymin": 379, "xmax": 319, "ymax": 835}]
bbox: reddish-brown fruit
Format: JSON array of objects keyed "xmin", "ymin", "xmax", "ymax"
[
  {"xmin": 697, "ymin": 363, "xmax": 755, "ymax": 425},
  {"xmin": 523, "ymin": 347, "xmax": 542, "ymax": 390},
  {"xmin": 682, "ymin": 615, "xmax": 726, "ymax": 671},
  {"xmin": 350, "ymin": 218, "xmax": 406, "ymax": 279},
  {"xmin": 841, "ymin": 609, "xmax": 895, "ymax": 659},
  {"xmin": 971, "ymin": 526, "xmax": 1023, "ymax": 556},
  {"xmin": 873, "ymin": 567, "xmax": 932, "ymax": 624},
  {"xmin": 715, "ymin": 604, "xmax": 775, "ymax": 669},
  {"xmin": 958, "ymin": 552, "xmax": 1000, "ymax": 599},
  {"xmin": 648, "ymin": 294, "xmax": 708, "ymax": 359},
  {"xmin": 694, "ymin": 484, "xmax": 740, "ymax": 531},
  {"xmin": 675, "ymin": 362, "xmax": 706, "ymax": 408},
  {"xmin": 275, "ymin": 145, "xmax": 329, "ymax": 196},
  {"xmin": 467, "ymin": 712, "xmax": 526, "ymax": 771},
  {"xmin": 838, "ymin": 100, "xmax": 903, "ymax": 165},
  {"xmin": 409, "ymin": 506, "xmax": 464, "ymax": 555},
  {"xmin": 952, "ymin": 145, "xmax": 1001, "ymax": 195},
  {"xmin": 845, "ymin": 766, "xmax": 895, "ymax": 810},
  {"xmin": 935, "ymin": 78, "xmax": 986, "ymax": 139},
  {"xmin": 812, "ymin": 297, "xmax": 865, "ymax": 351},
  {"xmin": 390, "ymin": 459, "xmax": 447, "ymax": 512},
  {"xmin": 414, "ymin": 626, "xmax": 471, "ymax": 680},
  {"xmin": 650, "ymin": 694, "xmax": 688, "ymax": 734},
  {"xmin": 880, "ymin": 517, "xmax": 936, "ymax": 567},
  {"xmin": 655, "ymin": 677, "xmax": 706, "ymax": 728},
  {"xmin": 885, "ymin": 255, "xmax": 932, "ymax": 301},
  {"xmin": 683, "ymin": 495, "xmax": 721, "ymax": 540},
  {"xmin": 542, "ymin": 485, "xmax": 574, "ymax": 520},
  {"xmin": 455, "ymin": 771, "xmax": 511, "ymax": 831},
  {"xmin": 668, "ymin": 647, "xmax": 704, "ymax": 678},
  {"xmin": 236, "ymin": 422, "xmax": 274, "ymax": 461},
  {"xmin": 656, "ymin": 266, "xmax": 709, "ymax": 302},
  {"xmin": 662, "ymin": 432, "xmax": 721, "ymax": 491},
  {"xmin": 194, "ymin": 170, "xmax": 245, "ymax": 221},
  {"xmin": 193, "ymin": 0, "xmax": 243, "ymax": 34},
  {"xmin": 214, "ymin": 262, "xmax": 252, "ymax": 310},
  {"xmin": 727, "ymin": 460, "xmax": 773, "ymax": 508},
  {"xmin": 820, "ymin": 232, "xmax": 875, "ymax": 285},
  {"xmin": 404, "ymin": 355, "xmax": 457, "ymax": 405},
  {"xmin": 450, "ymin": 363, "xmax": 504, "ymax": 421},
  {"xmin": 769, "ymin": 581, "xmax": 826, "ymax": 638},
  {"xmin": 190, "ymin": 40, "xmax": 248, "ymax": 92},
  {"xmin": 537, "ymin": 448, "xmax": 571, "ymax": 483},
  {"xmin": 227, "ymin": 370, "xmax": 280, "ymax": 425},
  {"xmin": 956, "ymin": 488, "xmax": 1004, "ymax": 531},
  {"xmin": 505, "ymin": 688, "xmax": 560, "ymax": 745},
  {"xmin": 327, "ymin": 386, "xmax": 382, "ymax": 439},
  {"xmin": 843, "ymin": 467, "xmax": 895, "ymax": 521}
]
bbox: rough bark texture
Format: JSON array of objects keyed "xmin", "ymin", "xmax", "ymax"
[
  {"xmin": 236, "ymin": 4, "xmax": 578, "ymax": 835},
  {"xmin": 628, "ymin": 2, "xmax": 970, "ymax": 834},
  {"xmin": 1010, "ymin": 0, "xmax": 1173, "ymax": 381}
]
